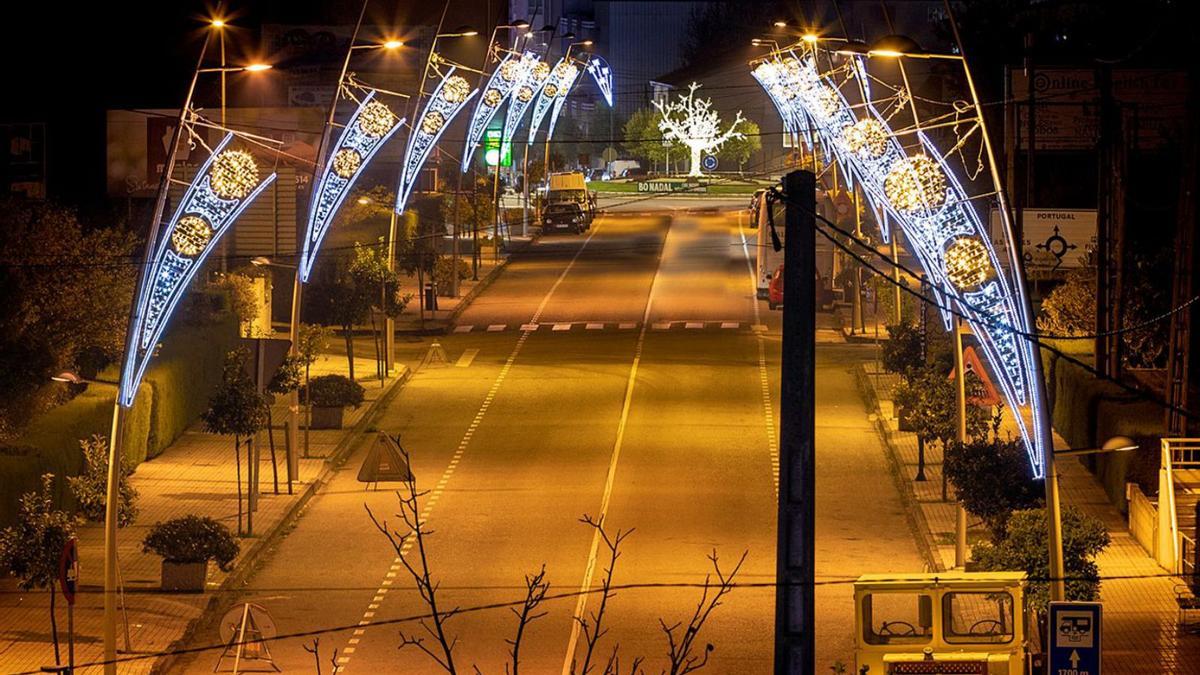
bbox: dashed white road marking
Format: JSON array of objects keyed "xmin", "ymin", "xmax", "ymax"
[
  {"xmin": 487, "ymin": 324, "xmax": 506, "ymax": 332},
  {"xmin": 721, "ymin": 321, "xmax": 739, "ymax": 329},
  {"xmin": 586, "ymin": 322, "xmax": 604, "ymax": 330},
  {"xmin": 685, "ymin": 321, "xmax": 704, "ymax": 329},
  {"xmin": 520, "ymin": 322, "xmax": 539, "ymax": 331},
  {"xmin": 454, "ymin": 348, "xmax": 479, "ymax": 368},
  {"xmin": 339, "ymin": 222, "xmax": 606, "ymax": 670},
  {"xmin": 739, "ymin": 219, "xmax": 780, "ymax": 497},
  {"xmin": 553, "ymin": 322, "xmax": 572, "ymax": 331},
  {"xmin": 618, "ymin": 322, "xmax": 637, "ymax": 330},
  {"xmin": 652, "ymin": 321, "xmax": 671, "ymax": 330},
  {"xmin": 453, "ymin": 325, "xmax": 473, "ymax": 333}
]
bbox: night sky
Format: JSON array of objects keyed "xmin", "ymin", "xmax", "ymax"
[{"xmin": 1, "ymin": 0, "xmax": 494, "ymax": 211}]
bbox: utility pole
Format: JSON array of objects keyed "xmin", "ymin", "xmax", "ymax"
[
  {"xmin": 775, "ymin": 170, "xmax": 815, "ymax": 675},
  {"xmin": 953, "ymin": 318, "xmax": 968, "ymax": 568},
  {"xmin": 1165, "ymin": 75, "xmax": 1197, "ymax": 434},
  {"xmin": 1096, "ymin": 64, "xmax": 1127, "ymax": 378}
]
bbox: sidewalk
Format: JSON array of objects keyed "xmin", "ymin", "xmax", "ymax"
[
  {"xmin": 0, "ymin": 354, "xmax": 406, "ymax": 675},
  {"xmin": 856, "ymin": 361, "xmax": 1200, "ymax": 672}
]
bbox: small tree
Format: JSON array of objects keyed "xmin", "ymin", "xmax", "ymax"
[
  {"xmin": 892, "ymin": 367, "xmax": 989, "ymax": 449},
  {"xmin": 654, "ymin": 83, "xmax": 745, "ymax": 177},
  {"xmin": 305, "ymin": 256, "xmax": 377, "ymax": 381},
  {"xmin": 716, "ymin": 118, "xmax": 761, "ymax": 173},
  {"xmin": 1037, "ymin": 266, "xmax": 1095, "ymax": 337},
  {"xmin": 66, "ymin": 434, "xmax": 139, "ymax": 526},
  {"xmin": 0, "ymin": 474, "xmax": 75, "ymax": 661},
  {"xmin": 201, "ymin": 349, "xmax": 268, "ymax": 534},
  {"xmin": 972, "ymin": 506, "xmax": 1110, "ymax": 611},
  {"xmin": 216, "ymin": 270, "xmax": 262, "ymax": 337},
  {"xmin": 622, "ymin": 108, "xmax": 670, "ymax": 171},
  {"xmin": 880, "ymin": 321, "xmax": 923, "ymax": 377},
  {"xmin": 943, "ymin": 438, "xmax": 1041, "ymax": 539}
]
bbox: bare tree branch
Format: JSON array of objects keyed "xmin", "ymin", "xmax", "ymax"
[
  {"xmin": 660, "ymin": 550, "xmax": 747, "ymax": 675},
  {"xmin": 574, "ymin": 515, "xmax": 634, "ymax": 675},
  {"xmin": 365, "ymin": 436, "xmax": 459, "ymax": 674},
  {"xmin": 505, "ymin": 565, "xmax": 550, "ymax": 675}
]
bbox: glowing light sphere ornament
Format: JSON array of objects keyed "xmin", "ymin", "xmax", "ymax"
[
  {"xmin": 944, "ymin": 237, "xmax": 994, "ymax": 290},
  {"xmin": 483, "ymin": 88, "xmax": 502, "ymax": 107},
  {"xmin": 441, "ymin": 76, "xmax": 471, "ymax": 104},
  {"xmin": 170, "ymin": 216, "xmax": 212, "ymax": 256},
  {"xmin": 884, "ymin": 155, "xmax": 947, "ymax": 214},
  {"xmin": 843, "ymin": 118, "xmax": 888, "ymax": 157},
  {"xmin": 209, "ymin": 150, "xmax": 259, "ymax": 200},
  {"xmin": 517, "ymin": 86, "xmax": 534, "ymax": 103},
  {"xmin": 462, "ymin": 51, "xmax": 540, "ymax": 171},
  {"xmin": 357, "ymin": 100, "xmax": 397, "ymax": 138},
  {"xmin": 422, "ymin": 111, "xmax": 446, "ymax": 135},
  {"xmin": 331, "ymin": 149, "xmax": 362, "ymax": 178}
]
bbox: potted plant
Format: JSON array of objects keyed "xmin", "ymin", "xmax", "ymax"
[
  {"xmin": 142, "ymin": 515, "xmax": 239, "ymax": 592},
  {"xmin": 302, "ymin": 374, "xmax": 365, "ymax": 429}
]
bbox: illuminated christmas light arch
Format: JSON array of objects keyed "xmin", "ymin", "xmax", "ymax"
[
  {"xmin": 462, "ymin": 51, "xmax": 541, "ymax": 171},
  {"xmin": 300, "ymin": 91, "xmax": 404, "ymax": 281},
  {"xmin": 396, "ymin": 66, "xmax": 478, "ymax": 214},
  {"xmin": 503, "ymin": 58, "xmax": 552, "ymax": 143},
  {"xmin": 751, "ymin": 51, "xmax": 1049, "ymax": 476},
  {"xmin": 120, "ymin": 133, "xmax": 276, "ymax": 405}
]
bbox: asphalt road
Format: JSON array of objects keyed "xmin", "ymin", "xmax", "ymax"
[{"xmin": 175, "ymin": 205, "xmax": 922, "ymax": 673}]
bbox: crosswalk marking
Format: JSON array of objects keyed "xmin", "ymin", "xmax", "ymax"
[
  {"xmin": 453, "ymin": 325, "xmax": 473, "ymax": 333},
  {"xmin": 685, "ymin": 322, "xmax": 704, "ymax": 329},
  {"xmin": 553, "ymin": 323, "xmax": 572, "ymax": 331},
  {"xmin": 618, "ymin": 322, "xmax": 637, "ymax": 330},
  {"xmin": 487, "ymin": 324, "xmax": 506, "ymax": 332},
  {"xmin": 520, "ymin": 323, "xmax": 539, "ymax": 331},
  {"xmin": 586, "ymin": 322, "xmax": 604, "ymax": 330},
  {"xmin": 652, "ymin": 322, "xmax": 672, "ymax": 330},
  {"xmin": 721, "ymin": 321, "xmax": 739, "ymax": 329},
  {"xmin": 455, "ymin": 348, "xmax": 479, "ymax": 368}
]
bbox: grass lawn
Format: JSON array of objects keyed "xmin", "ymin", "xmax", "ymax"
[{"xmin": 590, "ymin": 177, "xmax": 769, "ymax": 195}]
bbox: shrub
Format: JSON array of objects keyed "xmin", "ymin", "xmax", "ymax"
[
  {"xmin": 1037, "ymin": 267, "xmax": 1095, "ymax": 337},
  {"xmin": 66, "ymin": 435, "xmax": 139, "ymax": 526},
  {"xmin": 142, "ymin": 515, "xmax": 239, "ymax": 571},
  {"xmin": 303, "ymin": 374, "xmax": 365, "ymax": 408},
  {"xmin": 972, "ymin": 506, "xmax": 1109, "ymax": 611},
  {"xmin": 944, "ymin": 438, "xmax": 1041, "ymax": 539},
  {"xmin": 434, "ymin": 257, "xmax": 471, "ymax": 290},
  {"xmin": 880, "ymin": 321, "xmax": 922, "ymax": 376}
]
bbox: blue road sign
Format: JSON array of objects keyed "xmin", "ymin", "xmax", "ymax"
[
  {"xmin": 1048, "ymin": 601, "xmax": 1102, "ymax": 675},
  {"xmin": 701, "ymin": 154, "xmax": 718, "ymax": 171}
]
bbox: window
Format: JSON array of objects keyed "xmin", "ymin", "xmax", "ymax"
[
  {"xmin": 862, "ymin": 593, "xmax": 933, "ymax": 645},
  {"xmin": 943, "ymin": 592, "xmax": 1015, "ymax": 644}
]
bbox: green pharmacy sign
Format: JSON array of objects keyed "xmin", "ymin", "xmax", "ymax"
[{"xmin": 484, "ymin": 128, "xmax": 513, "ymax": 167}]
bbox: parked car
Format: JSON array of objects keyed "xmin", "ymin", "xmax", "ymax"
[
  {"xmin": 767, "ymin": 264, "xmax": 835, "ymax": 310},
  {"xmin": 620, "ymin": 167, "xmax": 648, "ymax": 179},
  {"xmin": 542, "ymin": 202, "xmax": 587, "ymax": 234}
]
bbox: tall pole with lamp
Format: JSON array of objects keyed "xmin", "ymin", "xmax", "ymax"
[{"xmin": 100, "ymin": 18, "xmax": 273, "ymax": 672}]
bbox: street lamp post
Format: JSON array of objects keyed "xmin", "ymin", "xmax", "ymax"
[
  {"xmin": 541, "ymin": 38, "xmax": 593, "ymax": 186},
  {"xmin": 100, "ymin": 20, "xmax": 273, "ymax": 674}
]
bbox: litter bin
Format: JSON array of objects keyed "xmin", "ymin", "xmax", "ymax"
[{"xmin": 424, "ymin": 283, "xmax": 438, "ymax": 311}]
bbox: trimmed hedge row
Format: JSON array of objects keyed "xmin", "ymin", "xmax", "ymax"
[
  {"xmin": 1042, "ymin": 343, "xmax": 1165, "ymax": 511},
  {"xmin": 1, "ymin": 315, "xmax": 237, "ymax": 526}
]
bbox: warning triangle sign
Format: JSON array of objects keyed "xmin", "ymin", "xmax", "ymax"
[
  {"xmin": 357, "ymin": 433, "xmax": 413, "ymax": 483},
  {"xmin": 948, "ymin": 346, "xmax": 1002, "ymax": 407}
]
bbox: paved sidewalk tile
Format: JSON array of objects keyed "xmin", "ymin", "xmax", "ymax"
[
  {"xmin": 0, "ymin": 355, "xmax": 402, "ymax": 674},
  {"xmin": 859, "ymin": 363, "xmax": 1200, "ymax": 672}
]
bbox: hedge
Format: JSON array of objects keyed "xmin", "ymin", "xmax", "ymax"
[{"xmin": 1, "ymin": 315, "xmax": 237, "ymax": 526}]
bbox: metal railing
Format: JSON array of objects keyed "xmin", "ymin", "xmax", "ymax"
[{"xmin": 1159, "ymin": 439, "xmax": 1200, "ymax": 575}]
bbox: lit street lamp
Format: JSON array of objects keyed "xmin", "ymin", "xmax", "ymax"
[{"xmin": 99, "ymin": 19, "xmax": 272, "ymax": 674}]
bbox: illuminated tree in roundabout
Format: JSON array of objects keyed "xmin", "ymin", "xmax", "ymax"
[{"xmin": 653, "ymin": 82, "xmax": 746, "ymax": 177}]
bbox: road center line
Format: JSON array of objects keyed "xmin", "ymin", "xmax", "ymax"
[
  {"xmin": 739, "ymin": 215, "xmax": 779, "ymax": 497},
  {"xmin": 560, "ymin": 217, "xmax": 669, "ymax": 674},
  {"xmin": 339, "ymin": 223, "xmax": 605, "ymax": 669}
]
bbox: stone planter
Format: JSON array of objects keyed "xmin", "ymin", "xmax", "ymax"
[
  {"xmin": 309, "ymin": 405, "xmax": 345, "ymax": 430},
  {"xmin": 161, "ymin": 560, "xmax": 207, "ymax": 592}
]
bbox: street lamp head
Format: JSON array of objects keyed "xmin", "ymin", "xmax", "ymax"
[
  {"xmin": 869, "ymin": 34, "xmax": 925, "ymax": 57},
  {"xmin": 773, "ymin": 20, "xmax": 788, "ymax": 28},
  {"xmin": 1101, "ymin": 436, "xmax": 1138, "ymax": 453},
  {"xmin": 357, "ymin": 196, "xmax": 371, "ymax": 205},
  {"xmin": 454, "ymin": 25, "xmax": 478, "ymax": 37},
  {"xmin": 837, "ymin": 39, "xmax": 871, "ymax": 56},
  {"xmin": 512, "ymin": 19, "xmax": 530, "ymax": 29},
  {"xmin": 211, "ymin": 18, "xmax": 226, "ymax": 29},
  {"xmin": 51, "ymin": 371, "xmax": 85, "ymax": 385},
  {"xmin": 801, "ymin": 33, "xmax": 819, "ymax": 44},
  {"xmin": 382, "ymin": 39, "xmax": 404, "ymax": 50},
  {"xmin": 244, "ymin": 63, "xmax": 273, "ymax": 72},
  {"xmin": 562, "ymin": 31, "xmax": 577, "ymax": 40},
  {"xmin": 250, "ymin": 256, "xmax": 273, "ymax": 267}
]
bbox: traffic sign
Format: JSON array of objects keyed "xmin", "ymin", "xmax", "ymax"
[
  {"xmin": 701, "ymin": 154, "xmax": 718, "ymax": 171},
  {"xmin": 58, "ymin": 537, "xmax": 78, "ymax": 605},
  {"xmin": 1049, "ymin": 601, "xmax": 1102, "ymax": 675}
]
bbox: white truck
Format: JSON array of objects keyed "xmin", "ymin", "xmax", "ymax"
[{"xmin": 544, "ymin": 172, "xmax": 596, "ymax": 227}]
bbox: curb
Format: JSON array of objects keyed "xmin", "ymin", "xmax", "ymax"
[
  {"xmin": 149, "ymin": 366, "xmax": 414, "ymax": 674},
  {"xmin": 851, "ymin": 363, "xmax": 945, "ymax": 573}
]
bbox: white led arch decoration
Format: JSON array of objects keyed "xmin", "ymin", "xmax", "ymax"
[
  {"xmin": 503, "ymin": 58, "xmax": 551, "ymax": 143},
  {"xmin": 751, "ymin": 51, "xmax": 1049, "ymax": 476},
  {"xmin": 120, "ymin": 133, "xmax": 276, "ymax": 405},
  {"xmin": 585, "ymin": 55, "xmax": 614, "ymax": 106},
  {"xmin": 300, "ymin": 91, "xmax": 404, "ymax": 281},
  {"xmin": 396, "ymin": 66, "xmax": 478, "ymax": 214},
  {"xmin": 462, "ymin": 51, "xmax": 540, "ymax": 171}
]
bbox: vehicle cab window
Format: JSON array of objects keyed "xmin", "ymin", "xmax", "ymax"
[
  {"xmin": 942, "ymin": 592, "xmax": 1015, "ymax": 644},
  {"xmin": 862, "ymin": 593, "xmax": 933, "ymax": 645}
]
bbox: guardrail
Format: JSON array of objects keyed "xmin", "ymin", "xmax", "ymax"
[{"xmin": 1160, "ymin": 439, "xmax": 1200, "ymax": 575}]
